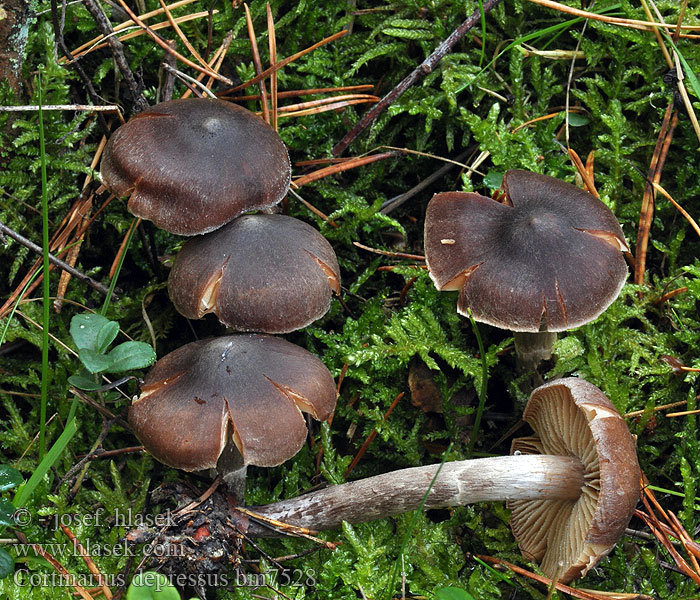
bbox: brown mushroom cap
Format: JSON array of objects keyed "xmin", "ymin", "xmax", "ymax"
[
  {"xmin": 128, "ymin": 334, "xmax": 336, "ymax": 471},
  {"xmin": 424, "ymin": 170, "xmax": 629, "ymax": 332},
  {"xmin": 167, "ymin": 214, "xmax": 341, "ymax": 333},
  {"xmin": 100, "ymin": 98, "xmax": 291, "ymax": 236},
  {"xmin": 508, "ymin": 377, "xmax": 640, "ymax": 583}
]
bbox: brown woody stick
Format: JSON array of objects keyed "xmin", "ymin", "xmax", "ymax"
[{"xmin": 0, "ymin": 220, "xmax": 112, "ymax": 297}]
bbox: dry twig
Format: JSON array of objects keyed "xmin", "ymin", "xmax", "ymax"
[{"xmin": 0, "ymin": 220, "xmax": 113, "ymax": 298}]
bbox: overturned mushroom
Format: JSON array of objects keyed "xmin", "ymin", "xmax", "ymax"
[
  {"xmin": 129, "ymin": 334, "xmax": 337, "ymax": 501},
  {"xmin": 168, "ymin": 214, "xmax": 340, "ymax": 333},
  {"xmin": 424, "ymin": 170, "xmax": 629, "ymax": 370},
  {"xmin": 100, "ymin": 98, "xmax": 291, "ymax": 236},
  {"xmin": 244, "ymin": 377, "xmax": 639, "ymax": 584}
]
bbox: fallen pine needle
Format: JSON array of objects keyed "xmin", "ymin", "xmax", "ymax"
[
  {"xmin": 473, "ymin": 554, "xmax": 628, "ymax": 600},
  {"xmin": 293, "ymin": 152, "xmax": 396, "ymax": 187},
  {"xmin": 666, "ymin": 408, "xmax": 700, "ymax": 417},
  {"xmin": 651, "ymin": 181, "xmax": 700, "ymax": 239},
  {"xmin": 624, "ymin": 399, "xmax": 687, "ymax": 418},
  {"xmin": 525, "ymin": 0, "xmax": 700, "ymax": 36},
  {"xmin": 353, "ymin": 242, "xmax": 425, "ymax": 261},
  {"xmin": 60, "ymin": 524, "xmax": 113, "ymax": 600},
  {"xmin": 345, "ymin": 392, "xmax": 404, "ymax": 476}
]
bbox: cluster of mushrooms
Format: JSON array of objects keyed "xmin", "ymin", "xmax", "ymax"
[
  {"xmin": 100, "ymin": 98, "xmax": 341, "ymax": 500},
  {"xmin": 100, "ymin": 98, "xmax": 640, "ymax": 586}
]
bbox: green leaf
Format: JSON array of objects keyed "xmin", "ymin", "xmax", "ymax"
[
  {"xmin": 70, "ymin": 313, "xmax": 111, "ymax": 352},
  {"xmin": 0, "ymin": 498, "xmax": 16, "ymax": 526},
  {"xmin": 382, "ymin": 27, "xmax": 433, "ymax": 40},
  {"xmin": 0, "ymin": 548, "xmax": 13, "ymax": 579},
  {"xmin": 565, "ymin": 112, "xmax": 590, "ymax": 127},
  {"xmin": 78, "ymin": 347, "xmax": 113, "ymax": 374},
  {"xmin": 104, "ymin": 342, "xmax": 156, "ymax": 373},
  {"xmin": 483, "ymin": 170, "xmax": 504, "ymax": 190},
  {"xmin": 0, "ymin": 466, "xmax": 23, "ymax": 492},
  {"xmin": 96, "ymin": 320, "xmax": 120, "ymax": 354},
  {"xmin": 661, "ymin": 34, "xmax": 700, "ymax": 101},
  {"xmin": 435, "ymin": 587, "xmax": 475, "ymax": 600},
  {"xmin": 126, "ymin": 572, "xmax": 181, "ymax": 600},
  {"xmin": 67, "ymin": 372, "xmax": 103, "ymax": 391},
  {"xmin": 349, "ymin": 42, "xmax": 404, "ymax": 77}
]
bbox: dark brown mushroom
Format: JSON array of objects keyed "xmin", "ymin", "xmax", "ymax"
[
  {"xmin": 167, "ymin": 214, "xmax": 340, "ymax": 333},
  {"xmin": 100, "ymin": 98, "xmax": 291, "ymax": 236},
  {"xmin": 424, "ymin": 170, "xmax": 629, "ymax": 369},
  {"xmin": 128, "ymin": 334, "xmax": 336, "ymax": 501},
  {"xmin": 245, "ymin": 377, "xmax": 639, "ymax": 584}
]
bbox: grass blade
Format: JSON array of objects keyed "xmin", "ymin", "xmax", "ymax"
[
  {"xmin": 38, "ymin": 69, "xmax": 50, "ymax": 461},
  {"xmin": 14, "ymin": 417, "xmax": 79, "ymax": 508},
  {"xmin": 466, "ymin": 309, "xmax": 488, "ymax": 458}
]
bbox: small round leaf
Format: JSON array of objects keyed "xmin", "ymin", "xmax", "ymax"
[
  {"xmin": 565, "ymin": 112, "xmax": 590, "ymax": 127},
  {"xmin": 0, "ymin": 466, "xmax": 23, "ymax": 492},
  {"xmin": 0, "ymin": 498, "xmax": 16, "ymax": 527},
  {"xmin": 78, "ymin": 348, "xmax": 113, "ymax": 374},
  {"xmin": 105, "ymin": 342, "xmax": 156, "ymax": 374},
  {"xmin": 70, "ymin": 313, "xmax": 111, "ymax": 352},
  {"xmin": 435, "ymin": 587, "xmax": 475, "ymax": 600},
  {"xmin": 0, "ymin": 548, "xmax": 13, "ymax": 579},
  {"xmin": 96, "ymin": 321, "xmax": 120, "ymax": 354},
  {"xmin": 126, "ymin": 572, "xmax": 181, "ymax": 600},
  {"xmin": 68, "ymin": 373, "xmax": 103, "ymax": 391},
  {"xmin": 483, "ymin": 170, "xmax": 504, "ymax": 190}
]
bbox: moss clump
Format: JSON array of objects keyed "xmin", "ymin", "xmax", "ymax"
[{"xmin": 1, "ymin": 0, "xmax": 699, "ymax": 598}]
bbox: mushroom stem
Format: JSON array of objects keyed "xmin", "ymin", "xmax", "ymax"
[
  {"xmin": 216, "ymin": 441, "xmax": 247, "ymax": 504},
  {"xmin": 245, "ymin": 454, "xmax": 584, "ymax": 536},
  {"xmin": 513, "ymin": 331, "xmax": 557, "ymax": 373}
]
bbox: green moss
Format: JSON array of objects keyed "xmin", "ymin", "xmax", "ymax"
[{"xmin": 1, "ymin": 0, "xmax": 699, "ymax": 597}]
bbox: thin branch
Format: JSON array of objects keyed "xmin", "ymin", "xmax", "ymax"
[
  {"xmin": 331, "ymin": 0, "xmax": 504, "ymax": 156},
  {"xmin": 224, "ymin": 84, "xmax": 375, "ymax": 102},
  {"xmin": 0, "ymin": 220, "xmax": 114, "ymax": 298},
  {"xmin": 293, "ymin": 151, "xmax": 396, "ymax": 187},
  {"xmin": 50, "ymin": 0, "xmax": 110, "ymax": 135},
  {"xmin": 59, "ymin": 524, "xmax": 113, "ymax": 600},
  {"xmin": 379, "ymin": 148, "xmax": 473, "ymax": 214},
  {"xmin": 287, "ymin": 188, "xmax": 337, "ymax": 227},
  {"xmin": 13, "ymin": 532, "xmax": 95, "ymax": 600},
  {"xmin": 634, "ymin": 106, "xmax": 678, "ymax": 284},
  {"xmin": 345, "ymin": 392, "xmax": 403, "ymax": 476},
  {"xmin": 81, "ymin": 0, "xmax": 149, "ymax": 112},
  {"xmin": 180, "ymin": 30, "xmax": 233, "ymax": 100},
  {"xmin": 157, "ymin": 0, "xmax": 209, "ymax": 72},
  {"xmin": 652, "ymin": 181, "xmax": 700, "ymax": 238},
  {"xmin": 67, "ymin": 9, "xmax": 215, "ymax": 61},
  {"xmin": 267, "ymin": 3, "xmax": 278, "ymax": 131},
  {"xmin": 352, "ymin": 242, "xmax": 425, "ymax": 261},
  {"xmin": 473, "ymin": 555, "xmax": 616, "ymax": 600},
  {"xmin": 0, "ymin": 104, "xmax": 121, "ymax": 112}
]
